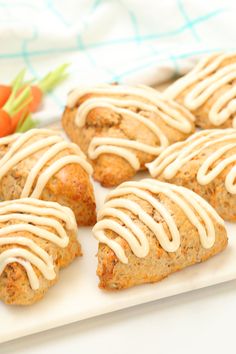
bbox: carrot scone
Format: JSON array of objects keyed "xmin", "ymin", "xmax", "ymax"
[
  {"xmin": 0, "ymin": 129, "xmax": 96, "ymax": 226},
  {"xmin": 165, "ymin": 53, "xmax": 236, "ymax": 129},
  {"xmin": 147, "ymin": 129, "xmax": 236, "ymax": 221},
  {"xmin": 93, "ymin": 179, "xmax": 227, "ymax": 290},
  {"xmin": 62, "ymin": 84, "xmax": 195, "ymax": 187},
  {"xmin": 0, "ymin": 198, "xmax": 81, "ymax": 305}
]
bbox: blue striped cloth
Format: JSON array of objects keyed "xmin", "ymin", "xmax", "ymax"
[{"xmin": 0, "ymin": 0, "xmax": 235, "ymax": 125}]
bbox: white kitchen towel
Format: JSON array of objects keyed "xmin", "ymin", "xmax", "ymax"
[{"xmin": 0, "ymin": 0, "xmax": 236, "ymax": 125}]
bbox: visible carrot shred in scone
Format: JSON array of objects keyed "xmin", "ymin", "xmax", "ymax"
[
  {"xmin": 0, "ymin": 129, "xmax": 96, "ymax": 226},
  {"xmin": 165, "ymin": 52, "xmax": 236, "ymax": 129},
  {"xmin": 147, "ymin": 129, "xmax": 236, "ymax": 222},
  {"xmin": 93, "ymin": 179, "xmax": 228, "ymax": 290},
  {"xmin": 0, "ymin": 198, "xmax": 81, "ymax": 305},
  {"xmin": 62, "ymin": 84, "xmax": 195, "ymax": 187}
]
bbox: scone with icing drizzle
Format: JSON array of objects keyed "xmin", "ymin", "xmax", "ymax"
[
  {"xmin": 62, "ymin": 84, "xmax": 195, "ymax": 187},
  {"xmin": 165, "ymin": 53, "xmax": 236, "ymax": 129},
  {"xmin": 0, "ymin": 129, "xmax": 96, "ymax": 226},
  {"xmin": 93, "ymin": 179, "xmax": 227, "ymax": 290},
  {"xmin": 147, "ymin": 129, "xmax": 236, "ymax": 221},
  {"xmin": 0, "ymin": 198, "xmax": 81, "ymax": 305}
]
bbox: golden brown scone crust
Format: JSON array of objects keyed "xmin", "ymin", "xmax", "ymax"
[
  {"xmin": 169, "ymin": 56, "xmax": 236, "ymax": 129},
  {"xmin": 0, "ymin": 217, "xmax": 81, "ymax": 305},
  {"xmin": 0, "ymin": 134, "xmax": 96, "ymax": 226},
  {"xmin": 155, "ymin": 142, "xmax": 236, "ymax": 222},
  {"xmin": 62, "ymin": 92, "xmax": 195, "ymax": 187},
  {"xmin": 97, "ymin": 191, "xmax": 228, "ymax": 290}
]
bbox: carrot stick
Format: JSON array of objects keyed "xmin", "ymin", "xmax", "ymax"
[
  {"xmin": 16, "ymin": 113, "xmax": 37, "ymax": 133},
  {"xmin": 16, "ymin": 64, "xmax": 69, "ymax": 113},
  {"xmin": 0, "ymin": 109, "xmax": 12, "ymax": 137},
  {"xmin": 0, "ymin": 69, "xmax": 27, "ymax": 109},
  {"xmin": 28, "ymin": 86, "xmax": 43, "ymax": 112},
  {"xmin": 0, "ymin": 85, "xmax": 11, "ymax": 108},
  {"xmin": 7, "ymin": 87, "xmax": 32, "ymax": 132},
  {"xmin": 0, "ymin": 63, "xmax": 69, "ymax": 136},
  {"xmin": 29, "ymin": 63, "xmax": 69, "ymax": 112},
  {"xmin": 1, "ymin": 71, "xmax": 32, "ymax": 136},
  {"xmin": 11, "ymin": 106, "xmax": 28, "ymax": 132},
  {"xmin": 4, "ymin": 69, "xmax": 26, "ymax": 113}
]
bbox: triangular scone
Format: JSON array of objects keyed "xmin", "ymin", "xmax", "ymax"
[
  {"xmin": 147, "ymin": 129, "xmax": 236, "ymax": 222},
  {"xmin": 165, "ymin": 53, "xmax": 236, "ymax": 129},
  {"xmin": 0, "ymin": 199, "xmax": 81, "ymax": 305},
  {"xmin": 0, "ymin": 129, "xmax": 96, "ymax": 226},
  {"xmin": 93, "ymin": 179, "xmax": 227, "ymax": 290},
  {"xmin": 62, "ymin": 84, "xmax": 195, "ymax": 187}
]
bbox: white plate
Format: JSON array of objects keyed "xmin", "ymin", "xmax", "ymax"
[{"xmin": 1, "ymin": 173, "xmax": 236, "ymax": 344}]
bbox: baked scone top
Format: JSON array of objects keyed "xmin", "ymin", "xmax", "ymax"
[
  {"xmin": 67, "ymin": 84, "xmax": 195, "ymax": 170},
  {"xmin": 92, "ymin": 179, "xmax": 224, "ymax": 263},
  {"xmin": 147, "ymin": 129, "xmax": 236, "ymax": 195},
  {"xmin": 165, "ymin": 53, "xmax": 236, "ymax": 128},
  {"xmin": 0, "ymin": 129, "xmax": 93, "ymax": 199},
  {"xmin": 0, "ymin": 198, "xmax": 77, "ymax": 290}
]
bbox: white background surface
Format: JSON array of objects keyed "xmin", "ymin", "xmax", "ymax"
[{"xmin": 0, "ymin": 279, "xmax": 235, "ymax": 354}]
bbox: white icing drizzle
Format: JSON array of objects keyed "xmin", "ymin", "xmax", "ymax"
[
  {"xmin": 0, "ymin": 129, "xmax": 93, "ymax": 199},
  {"xmin": 0, "ymin": 198, "xmax": 77, "ymax": 290},
  {"xmin": 67, "ymin": 84, "xmax": 194, "ymax": 170},
  {"xmin": 165, "ymin": 53, "xmax": 236, "ymax": 127},
  {"xmin": 147, "ymin": 129, "xmax": 236, "ymax": 194},
  {"xmin": 92, "ymin": 179, "xmax": 223, "ymax": 263}
]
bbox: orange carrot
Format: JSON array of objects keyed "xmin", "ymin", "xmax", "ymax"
[
  {"xmin": 7, "ymin": 87, "xmax": 32, "ymax": 133},
  {"xmin": 0, "ymin": 109, "xmax": 12, "ymax": 137},
  {"xmin": 17, "ymin": 85, "xmax": 42, "ymax": 113},
  {"xmin": 0, "ymin": 64, "xmax": 69, "ymax": 136},
  {"xmin": 16, "ymin": 64, "xmax": 68, "ymax": 113},
  {"xmin": 0, "ymin": 85, "xmax": 11, "ymax": 108},
  {"xmin": 30, "ymin": 63, "xmax": 69, "ymax": 112},
  {"xmin": 0, "ymin": 70, "xmax": 28, "ymax": 109},
  {"xmin": 1, "ymin": 70, "xmax": 32, "ymax": 136},
  {"xmin": 28, "ymin": 85, "xmax": 43, "ymax": 112}
]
